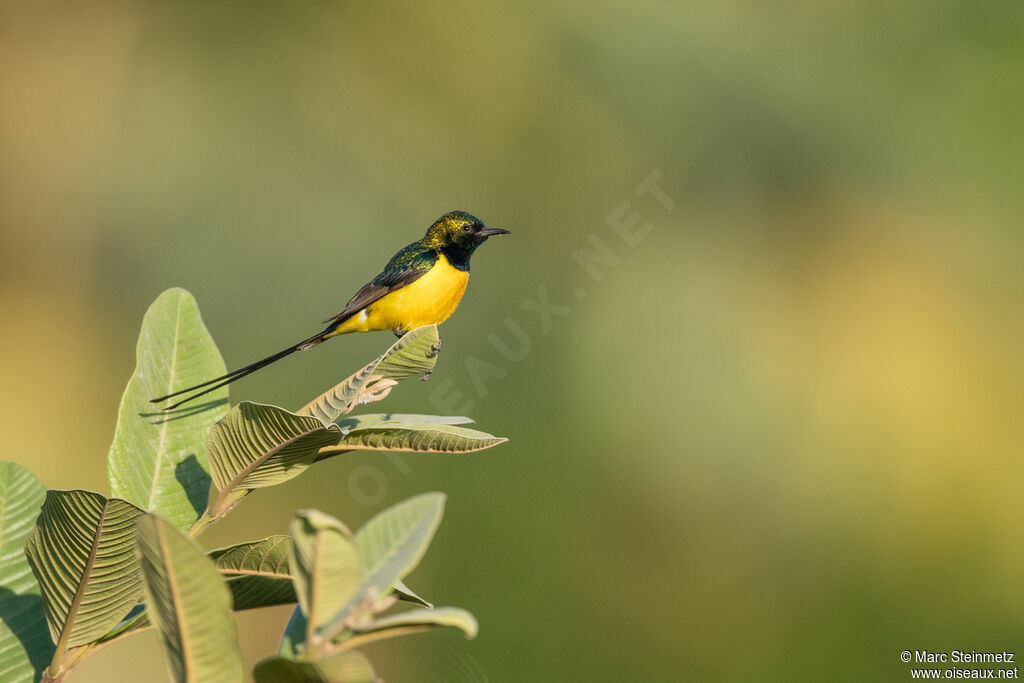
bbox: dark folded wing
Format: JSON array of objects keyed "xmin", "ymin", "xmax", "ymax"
[{"xmin": 321, "ymin": 244, "xmax": 435, "ymax": 328}]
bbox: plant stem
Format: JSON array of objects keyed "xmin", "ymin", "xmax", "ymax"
[
  {"xmin": 57, "ymin": 644, "xmax": 95, "ymax": 680},
  {"xmin": 41, "ymin": 642, "xmax": 95, "ymax": 682},
  {"xmin": 187, "ymin": 509, "xmax": 217, "ymax": 538}
]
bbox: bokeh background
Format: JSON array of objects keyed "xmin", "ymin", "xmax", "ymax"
[{"xmin": 3, "ymin": 2, "xmax": 1023, "ymax": 681}]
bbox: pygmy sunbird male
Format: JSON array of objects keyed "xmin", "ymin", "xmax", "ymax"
[{"xmin": 151, "ymin": 210, "xmax": 509, "ymax": 410}]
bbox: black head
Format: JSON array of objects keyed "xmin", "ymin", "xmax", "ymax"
[{"xmin": 423, "ymin": 210, "xmax": 509, "ymax": 268}]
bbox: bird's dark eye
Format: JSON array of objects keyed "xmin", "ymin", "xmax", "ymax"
[{"xmin": 461, "ymin": 224, "xmax": 472, "ymax": 232}]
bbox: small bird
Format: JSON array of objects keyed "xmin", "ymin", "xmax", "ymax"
[{"xmin": 152, "ymin": 211, "xmax": 509, "ymax": 410}]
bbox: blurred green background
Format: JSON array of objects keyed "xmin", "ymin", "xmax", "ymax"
[{"xmin": 3, "ymin": 1, "xmax": 1023, "ymax": 681}]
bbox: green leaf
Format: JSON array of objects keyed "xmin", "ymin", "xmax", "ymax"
[
  {"xmin": 298, "ymin": 325, "xmax": 441, "ymax": 423},
  {"xmin": 277, "ymin": 607, "xmax": 305, "ymax": 658},
  {"xmin": 136, "ymin": 514, "xmax": 243, "ymax": 683},
  {"xmin": 341, "ymin": 607, "xmax": 478, "ymax": 650},
  {"xmin": 23, "ymin": 490, "xmax": 145, "ymax": 658},
  {"xmin": 319, "ymin": 423, "xmax": 506, "ymax": 460},
  {"xmin": 207, "ymin": 537, "xmax": 429, "ymax": 615},
  {"xmin": 392, "ymin": 580, "xmax": 432, "ymax": 609},
  {"xmin": 336, "ymin": 414, "xmax": 474, "ymax": 431},
  {"xmin": 0, "ymin": 462, "xmax": 53, "ymax": 683},
  {"xmin": 321, "ymin": 494, "xmax": 446, "ymax": 637},
  {"xmin": 108, "ymin": 288, "xmax": 229, "ymax": 530},
  {"xmin": 361, "ymin": 605, "xmax": 477, "ymax": 638},
  {"xmin": 354, "ymin": 493, "xmax": 445, "ymax": 601},
  {"xmin": 277, "ymin": 589, "xmax": 431, "ymax": 658},
  {"xmin": 288, "ymin": 511, "xmax": 361, "ymax": 643},
  {"xmin": 206, "ymin": 402, "xmax": 341, "ymax": 515},
  {"xmin": 254, "ymin": 651, "xmax": 377, "ymax": 683},
  {"xmin": 95, "ymin": 605, "xmax": 149, "ymax": 645},
  {"xmin": 208, "ymin": 536, "xmax": 295, "ymax": 611}
]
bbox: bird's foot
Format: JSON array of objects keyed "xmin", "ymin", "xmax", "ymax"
[
  {"xmin": 428, "ymin": 338, "xmax": 443, "ymax": 358},
  {"xmin": 418, "ymin": 370, "xmax": 433, "ymax": 382},
  {"xmin": 392, "ymin": 327, "xmax": 407, "ymax": 338}
]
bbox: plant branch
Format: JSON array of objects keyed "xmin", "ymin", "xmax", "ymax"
[
  {"xmin": 42, "ymin": 642, "xmax": 96, "ymax": 682},
  {"xmin": 192, "ymin": 488, "xmax": 251, "ymax": 538},
  {"xmin": 188, "ymin": 509, "xmax": 217, "ymax": 538}
]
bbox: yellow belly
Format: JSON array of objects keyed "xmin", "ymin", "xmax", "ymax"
[{"xmin": 330, "ymin": 254, "xmax": 470, "ymax": 335}]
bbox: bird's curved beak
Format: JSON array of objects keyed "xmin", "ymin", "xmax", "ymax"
[{"xmin": 478, "ymin": 227, "xmax": 511, "ymax": 237}]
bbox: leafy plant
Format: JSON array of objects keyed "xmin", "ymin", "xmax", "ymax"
[{"xmin": 0, "ymin": 288, "xmax": 505, "ymax": 682}]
